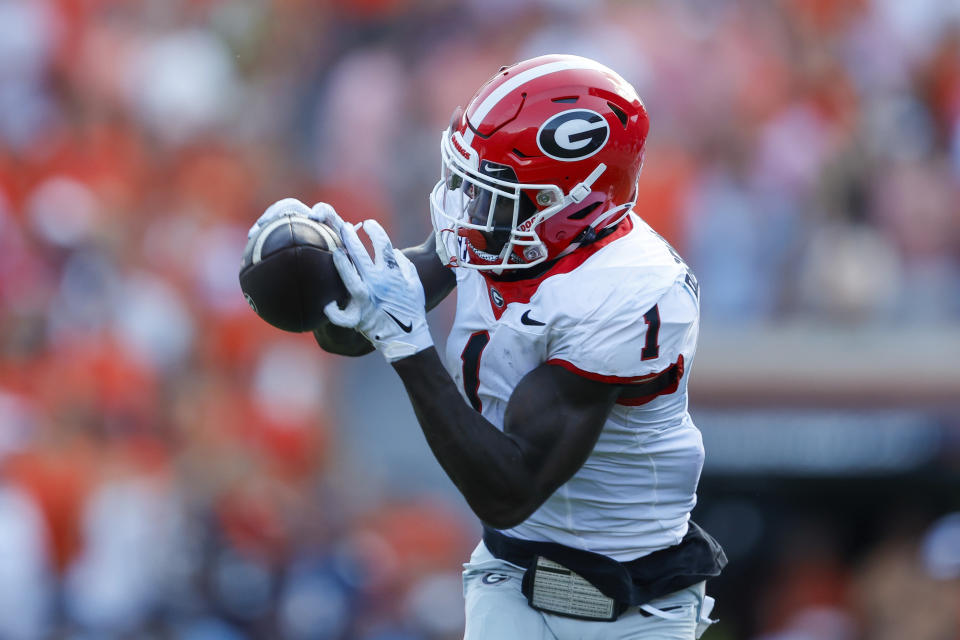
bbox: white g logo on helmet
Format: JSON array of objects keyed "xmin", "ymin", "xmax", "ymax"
[{"xmin": 537, "ymin": 109, "xmax": 610, "ymax": 161}]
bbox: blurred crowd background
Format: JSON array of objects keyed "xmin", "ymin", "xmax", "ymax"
[{"xmin": 0, "ymin": 0, "xmax": 958, "ymax": 638}]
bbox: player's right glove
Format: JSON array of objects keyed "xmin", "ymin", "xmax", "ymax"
[{"xmin": 323, "ymin": 219, "xmax": 433, "ymax": 363}]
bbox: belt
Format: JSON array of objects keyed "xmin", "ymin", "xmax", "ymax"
[{"xmin": 482, "ymin": 521, "xmax": 726, "ymax": 607}]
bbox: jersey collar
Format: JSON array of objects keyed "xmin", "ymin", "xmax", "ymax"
[{"xmin": 480, "ymin": 216, "xmax": 634, "ymax": 319}]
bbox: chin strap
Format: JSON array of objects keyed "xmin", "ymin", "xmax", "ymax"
[
  {"xmin": 550, "ymin": 202, "xmax": 633, "ymax": 263},
  {"xmin": 567, "ymin": 163, "xmax": 607, "ymax": 205},
  {"xmin": 592, "ymin": 202, "xmax": 634, "ymax": 233}
]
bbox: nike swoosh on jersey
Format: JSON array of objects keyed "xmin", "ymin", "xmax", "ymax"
[
  {"xmin": 520, "ymin": 310, "xmax": 546, "ymax": 326},
  {"xmin": 384, "ymin": 311, "xmax": 413, "ymax": 333}
]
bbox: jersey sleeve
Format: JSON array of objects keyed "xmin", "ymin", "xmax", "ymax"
[{"xmin": 545, "ymin": 274, "xmax": 699, "ymax": 384}]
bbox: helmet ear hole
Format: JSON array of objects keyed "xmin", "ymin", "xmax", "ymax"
[{"xmin": 567, "ymin": 201, "xmax": 602, "ymax": 220}]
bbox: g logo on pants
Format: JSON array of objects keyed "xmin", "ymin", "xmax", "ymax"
[{"xmin": 481, "ymin": 572, "xmax": 511, "ymax": 585}]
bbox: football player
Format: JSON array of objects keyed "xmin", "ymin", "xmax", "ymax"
[{"xmin": 255, "ymin": 54, "xmax": 725, "ymax": 639}]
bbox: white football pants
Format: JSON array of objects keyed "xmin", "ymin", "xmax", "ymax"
[{"xmin": 462, "ymin": 542, "xmax": 716, "ymax": 640}]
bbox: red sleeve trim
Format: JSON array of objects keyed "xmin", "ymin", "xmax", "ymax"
[
  {"xmin": 547, "ymin": 356, "xmax": 685, "ymax": 407},
  {"xmin": 546, "ymin": 359, "xmax": 661, "ymax": 384}
]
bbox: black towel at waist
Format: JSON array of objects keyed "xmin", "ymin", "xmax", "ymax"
[{"xmin": 482, "ymin": 521, "xmax": 726, "ymax": 606}]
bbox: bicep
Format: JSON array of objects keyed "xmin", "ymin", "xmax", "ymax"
[
  {"xmin": 503, "ymin": 363, "xmax": 621, "ymax": 502},
  {"xmin": 402, "ymin": 233, "xmax": 456, "ymax": 311}
]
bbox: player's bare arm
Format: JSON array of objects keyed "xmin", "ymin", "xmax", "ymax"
[
  {"xmin": 317, "ymin": 205, "xmax": 628, "ymax": 527},
  {"xmin": 392, "ymin": 349, "xmax": 620, "ymax": 528},
  {"xmin": 318, "ymin": 212, "xmax": 630, "ymax": 526}
]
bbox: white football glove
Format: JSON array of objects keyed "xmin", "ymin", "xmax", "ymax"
[
  {"xmin": 323, "ymin": 219, "xmax": 432, "ymax": 362},
  {"xmin": 248, "ymin": 198, "xmax": 349, "ymax": 240}
]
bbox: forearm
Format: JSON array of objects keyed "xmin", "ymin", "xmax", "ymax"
[{"xmin": 391, "ymin": 348, "xmax": 535, "ymax": 528}]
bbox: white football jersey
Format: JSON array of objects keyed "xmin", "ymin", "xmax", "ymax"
[{"xmin": 444, "ymin": 213, "xmax": 705, "ymax": 562}]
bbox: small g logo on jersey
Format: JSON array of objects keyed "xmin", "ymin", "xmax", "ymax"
[
  {"xmin": 490, "ymin": 288, "xmax": 505, "ymax": 308},
  {"xmin": 537, "ymin": 109, "xmax": 609, "ymax": 161}
]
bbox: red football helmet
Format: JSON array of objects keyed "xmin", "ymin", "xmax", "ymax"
[{"xmin": 429, "ymin": 54, "xmax": 649, "ymax": 272}]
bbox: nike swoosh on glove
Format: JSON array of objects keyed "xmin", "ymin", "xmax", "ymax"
[{"xmin": 323, "ymin": 219, "xmax": 433, "ymax": 362}]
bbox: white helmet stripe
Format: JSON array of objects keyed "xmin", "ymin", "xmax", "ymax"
[{"xmin": 463, "ymin": 57, "xmax": 612, "ymax": 147}]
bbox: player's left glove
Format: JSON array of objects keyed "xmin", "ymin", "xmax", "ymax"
[{"xmin": 324, "ymin": 219, "xmax": 432, "ymax": 362}]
